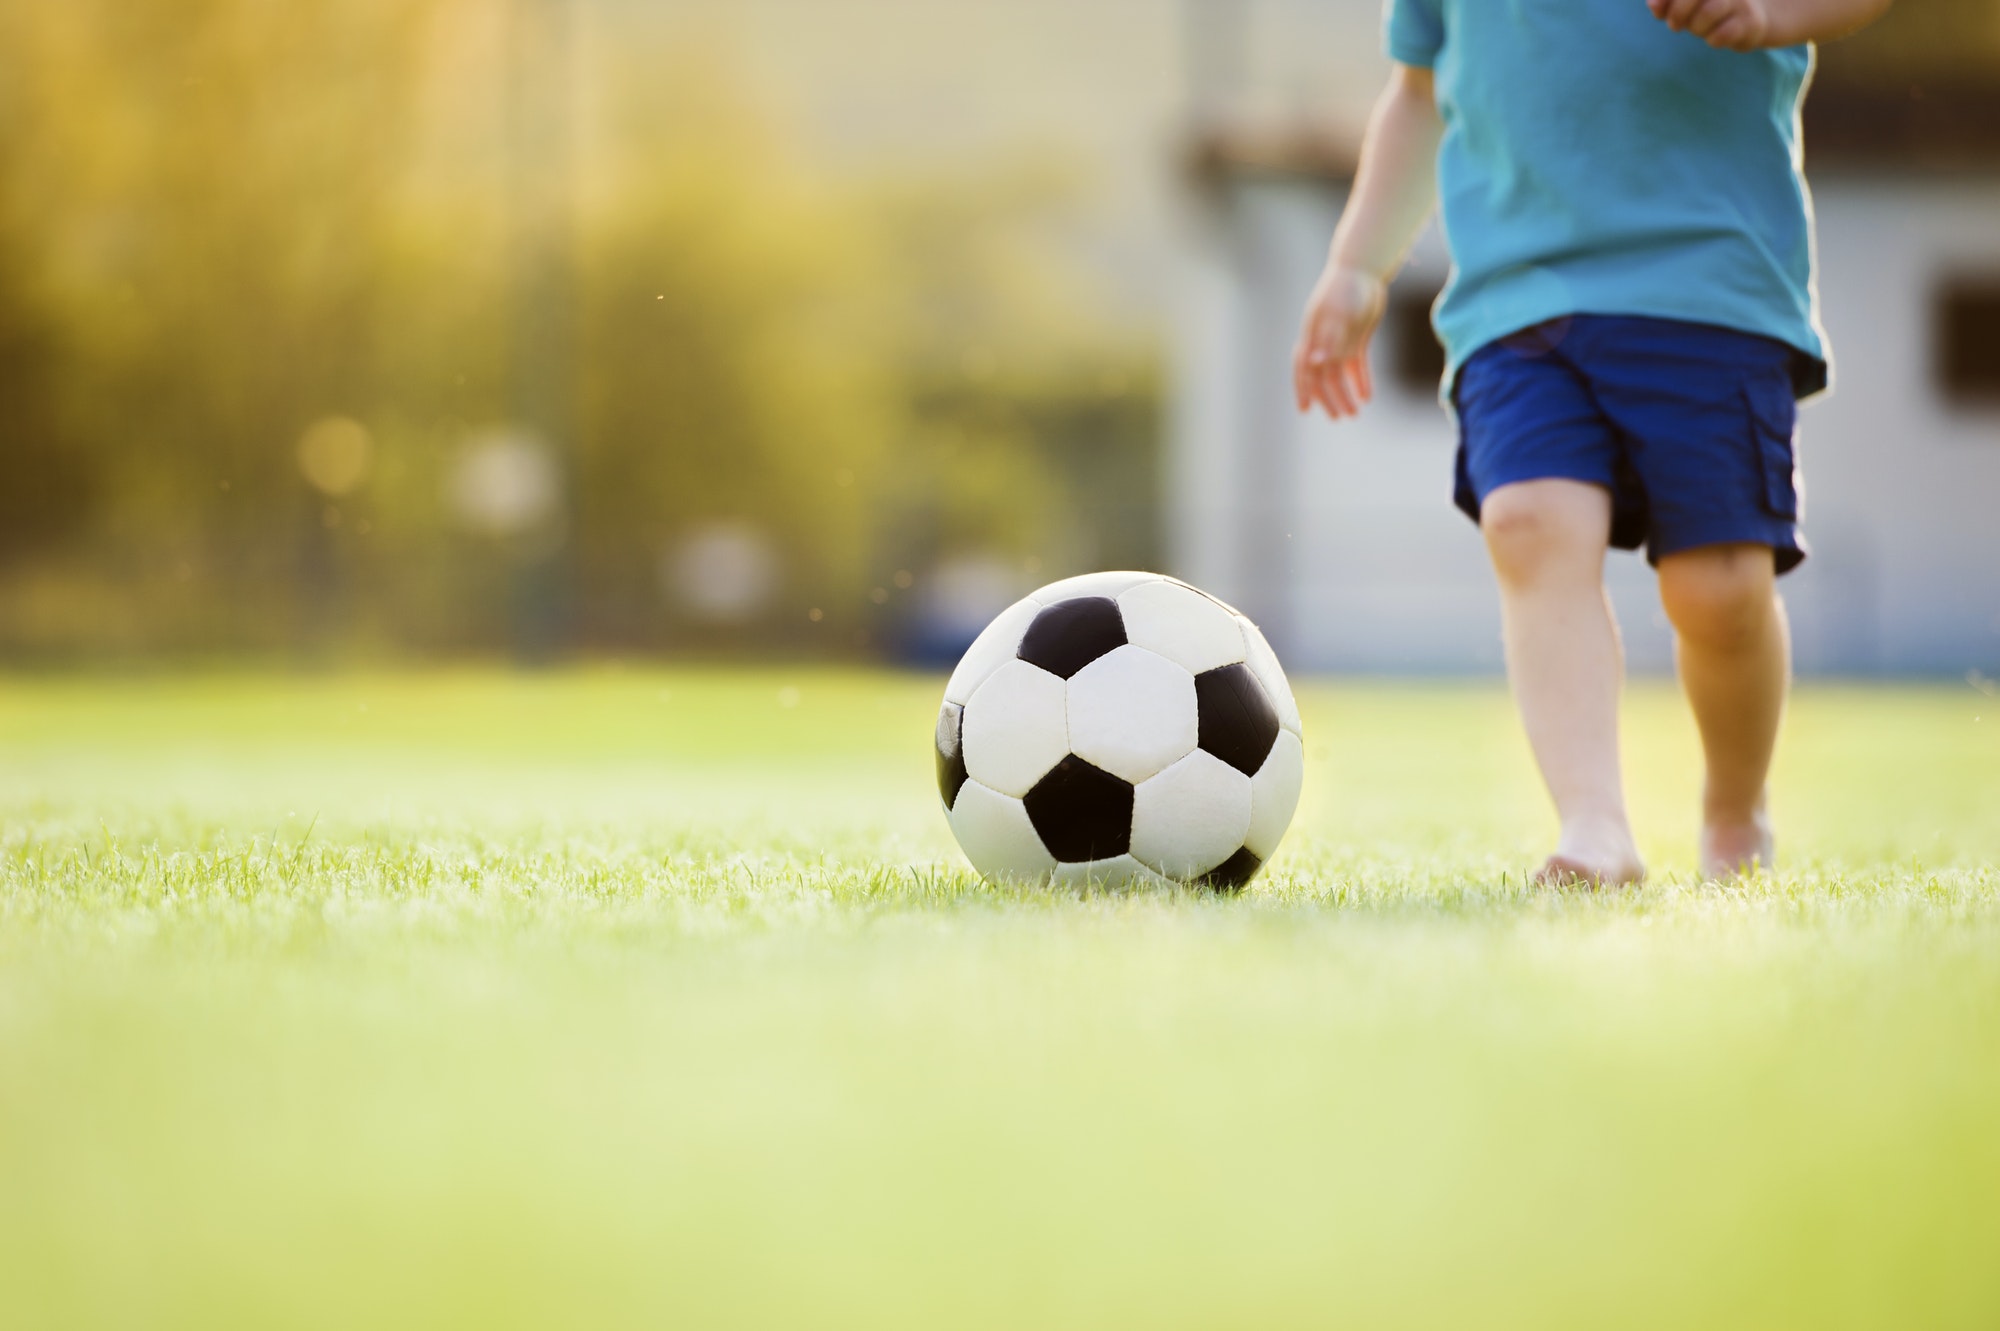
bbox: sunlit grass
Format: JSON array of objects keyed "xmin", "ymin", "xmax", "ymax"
[{"xmin": 2, "ymin": 669, "xmax": 1998, "ymax": 1329}]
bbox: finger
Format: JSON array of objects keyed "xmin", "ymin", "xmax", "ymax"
[
  {"xmin": 1685, "ymin": 0, "xmax": 1734, "ymax": 38},
  {"xmin": 1677, "ymin": 0, "xmax": 1716, "ymax": 28},
  {"xmin": 1654, "ymin": 0, "xmax": 1702, "ymax": 29},
  {"xmin": 1350, "ymin": 354, "xmax": 1375, "ymax": 407},
  {"xmin": 1318, "ymin": 362, "xmax": 1357, "ymax": 419},
  {"xmin": 1294, "ymin": 328, "xmax": 1333, "ymax": 412},
  {"xmin": 1706, "ymin": 13, "xmax": 1759, "ymax": 48},
  {"xmin": 1334, "ymin": 359, "xmax": 1366, "ymax": 413},
  {"xmin": 1304, "ymin": 357, "xmax": 1339, "ymax": 419},
  {"xmin": 1308, "ymin": 381, "xmax": 1337, "ymax": 420},
  {"xmin": 1300, "ymin": 340, "xmax": 1339, "ymax": 416}
]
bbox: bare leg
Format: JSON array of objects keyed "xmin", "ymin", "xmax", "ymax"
[
  {"xmin": 1481, "ymin": 479, "xmax": 1644, "ymax": 885},
  {"xmin": 1658, "ymin": 543, "xmax": 1789, "ymax": 877}
]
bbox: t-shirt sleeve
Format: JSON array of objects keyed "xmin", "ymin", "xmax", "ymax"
[{"xmin": 1383, "ymin": 0, "xmax": 1444, "ymax": 68}]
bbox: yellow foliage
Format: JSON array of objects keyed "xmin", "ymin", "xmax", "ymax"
[{"xmin": 0, "ymin": 0, "xmax": 1157, "ymax": 660}]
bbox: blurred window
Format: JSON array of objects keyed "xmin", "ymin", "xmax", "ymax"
[
  {"xmin": 1387, "ymin": 287, "xmax": 1446, "ymax": 398},
  {"xmin": 1937, "ymin": 279, "xmax": 2000, "ymax": 408}
]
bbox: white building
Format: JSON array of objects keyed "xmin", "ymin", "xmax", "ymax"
[{"xmin": 1170, "ymin": 86, "xmax": 2000, "ymax": 676}]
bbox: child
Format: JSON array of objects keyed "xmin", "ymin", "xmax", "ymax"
[{"xmin": 1293, "ymin": 0, "xmax": 1895, "ymax": 884}]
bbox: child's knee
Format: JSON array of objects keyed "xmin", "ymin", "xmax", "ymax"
[
  {"xmin": 1479, "ymin": 480, "xmax": 1608, "ymax": 584},
  {"xmin": 1658, "ymin": 544, "xmax": 1776, "ymax": 647}
]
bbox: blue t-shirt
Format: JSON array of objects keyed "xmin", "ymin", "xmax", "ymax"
[{"xmin": 1385, "ymin": 0, "xmax": 1828, "ymax": 396}]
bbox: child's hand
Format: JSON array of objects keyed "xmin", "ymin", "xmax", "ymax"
[
  {"xmin": 1647, "ymin": 0, "xmax": 1771, "ymax": 50},
  {"xmin": 1293, "ymin": 264, "xmax": 1387, "ymax": 420}
]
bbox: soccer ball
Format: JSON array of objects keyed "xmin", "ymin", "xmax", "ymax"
[{"xmin": 934, "ymin": 570, "xmax": 1303, "ymax": 890}]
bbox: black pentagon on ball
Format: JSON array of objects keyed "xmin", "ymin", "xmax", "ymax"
[
  {"xmin": 1022, "ymin": 755, "xmax": 1134, "ymax": 862},
  {"xmin": 1199, "ymin": 846, "xmax": 1263, "ymax": 893},
  {"xmin": 1194, "ymin": 662, "xmax": 1281, "ymax": 776},
  {"xmin": 1016, "ymin": 596, "xmax": 1126, "ymax": 680},
  {"xmin": 935, "ymin": 701, "xmax": 968, "ymax": 810}
]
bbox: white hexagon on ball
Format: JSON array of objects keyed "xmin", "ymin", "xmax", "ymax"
[
  {"xmin": 1066, "ymin": 644, "xmax": 1197, "ymax": 784},
  {"xmin": 1241, "ymin": 618, "xmax": 1303, "ymax": 736},
  {"xmin": 1245, "ymin": 728, "xmax": 1304, "ymax": 860},
  {"xmin": 944, "ymin": 595, "xmax": 1043, "ymax": 706},
  {"xmin": 1130, "ymin": 748, "xmax": 1253, "ymax": 881},
  {"xmin": 962, "ymin": 659, "xmax": 1069, "ymax": 798},
  {"xmin": 1117, "ymin": 579, "xmax": 1246, "ymax": 675},
  {"xmin": 950, "ymin": 781, "xmax": 1056, "ymax": 880},
  {"xmin": 1049, "ymin": 855, "xmax": 1171, "ymax": 891}
]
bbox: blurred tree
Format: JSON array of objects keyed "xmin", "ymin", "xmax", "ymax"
[
  {"xmin": 1805, "ymin": 1, "xmax": 2000, "ymax": 173},
  {"xmin": 574, "ymin": 59, "xmax": 1156, "ymax": 652},
  {"xmin": 0, "ymin": 1, "xmax": 1159, "ymax": 661},
  {"xmin": 0, "ymin": 246, "xmax": 91, "ymax": 566},
  {"xmin": 0, "ymin": 0, "xmax": 447, "ymax": 654},
  {"xmin": 859, "ymin": 163, "xmax": 1162, "ymax": 639},
  {"xmin": 573, "ymin": 57, "xmax": 894, "ymax": 651},
  {"xmin": 1817, "ymin": 0, "xmax": 2000, "ymax": 82}
]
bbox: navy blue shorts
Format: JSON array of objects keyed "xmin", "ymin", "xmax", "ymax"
[{"xmin": 1452, "ymin": 315, "xmax": 1813, "ymax": 574}]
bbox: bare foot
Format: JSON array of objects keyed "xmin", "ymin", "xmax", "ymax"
[
  {"xmin": 1701, "ymin": 814, "xmax": 1774, "ymax": 879},
  {"xmin": 1534, "ymin": 854, "xmax": 1647, "ymax": 889},
  {"xmin": 1533, "ymin": 818, "xmax": 1646, "ymax": 889}
]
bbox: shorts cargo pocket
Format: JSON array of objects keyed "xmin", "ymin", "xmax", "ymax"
[{"xmin": 1743, "ymin": 378, "xmax": 1800, "ymax": 520}]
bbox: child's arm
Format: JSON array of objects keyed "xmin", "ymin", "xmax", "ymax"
[
  {"xmin": 1647, "ymin": 0, "xmax": 1896, "ymax": 51},
  {"xmin": 1292, "ymin": 64, "xmax": 1442, "ymax": 421}
]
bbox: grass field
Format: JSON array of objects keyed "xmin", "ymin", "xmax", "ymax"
[{"xmin": 3, "ymin": 668, "xmax": 1998, "ymax": 1329}]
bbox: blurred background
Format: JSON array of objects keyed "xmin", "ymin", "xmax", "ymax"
[{"xmin": 0, "ymin": 0, "xmax": 1995, "ymax": 672}]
